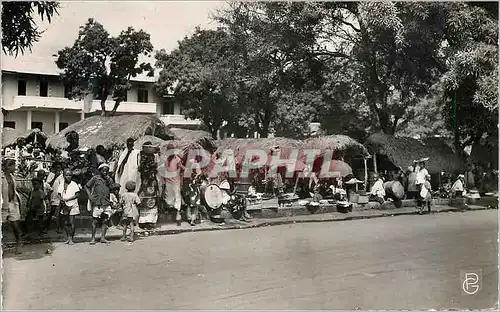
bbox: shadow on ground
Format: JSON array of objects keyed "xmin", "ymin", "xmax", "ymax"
[{"xmin": 3, "ymin": 242, "xmax": 56, "ymax": 261}]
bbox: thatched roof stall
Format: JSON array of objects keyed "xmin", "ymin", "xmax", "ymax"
[
  {"xmin": 133, "ymin": 135, "xmax": 166, "ymax": 150},
  {"xmin": 46, "ymin": 115, "xmax": 175, "ymax": 150},
  {"xmin": 2, "ymin": 128, "xmax": 47, "ymax": 148},
  {"xmin": 169, "ymin": 128, "xmax": 217, "ymax": 153},
  {"xmin": 216, "ymin": 137, "xmax": 305, "ymax": 164},
  {"xmin": 365, "ymin": 133, "xmax": 463, "ymax": 174},
  {"xmin": 303, "ymin": 135, "xmax": 369, "ymax": 158}
]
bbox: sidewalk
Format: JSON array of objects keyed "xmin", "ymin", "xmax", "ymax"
[{"xmin": 3, "ymin": 204, "xmax": 495, "ymax": 247}]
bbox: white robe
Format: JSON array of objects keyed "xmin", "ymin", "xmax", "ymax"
[{"xmin": 115, "ymin": 149, "xmax": 141, "ymax": 194}]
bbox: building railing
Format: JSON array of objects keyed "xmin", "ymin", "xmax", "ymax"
[
  {"xmin": 9, "ymin": 95, "xmax": 84, "ymax": 111},
  {"xmin": 89, "ymin": 100, "xmax": 157, "ymax": 114},
  {"xmin": 159, "ymin": 114, "xmax": 201, "ymax": 126}
]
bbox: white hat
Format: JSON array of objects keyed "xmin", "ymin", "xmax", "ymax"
[
  {"xmin": 98, "ymin": 163, "xmax": 110, "ymax": 170},
  {"xmin": 220, "ymin": 181, "xmax": 230, "ymax": 190}
]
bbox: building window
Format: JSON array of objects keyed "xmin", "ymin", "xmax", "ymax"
[
  {"xmin": 162, "ymin": 98, "xmax": 175, "ymax": 115},
  {"xmin": 31, "ymin": 122, "xmax": 43, "ymax": 131},
  {"xmin": 59, "ymin": 122, "xmax": 69, "ymax": 131},
  {"xmin": 40, "ymin": 80, "xmax": 48, "ymax": 97},
  {"xmin": 3, "ymin": 121, "xmax": 15, "ymax": 129},
  {"xmin": 18, "ymin": 80, "xmax": 27, "ymax": 96},
  {"xmin": 137, "ymin": 84, "xmax": 149, "ymax": 103}
]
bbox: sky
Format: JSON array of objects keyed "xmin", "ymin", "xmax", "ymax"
[{"xmin": 2, "ymin": 1, "xmax": 224, "ymax": 76}]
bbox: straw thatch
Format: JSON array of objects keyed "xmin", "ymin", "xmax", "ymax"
[
  {"xmin": 365, "ymin": 133, "xmax": 463, "ymax": 173},
  {"xmin": 216, "ymin": 137, "xmax": 304, "ymax": 153},
  {"xmin": 169, "ymin": 128, "xmax": 217, "ymax": 152},
  {"xmin": 46, "ymin": 115, "xmax": 175, "ymax": 150},
  {"xmin": 2, "ymin": 128, "xmax": 47, "ymax": 148},
  {"xmin": 303, "ymin": 135, "xmax": 369, "ymax": 157},
  {"xmin": 133, "ymin": 135, "xmax": 166, "ymax": 150}
]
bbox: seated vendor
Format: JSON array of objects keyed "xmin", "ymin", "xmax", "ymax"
[
  {"xmin": 451, "ymin": 174, "xmax": 466, "ymax": 198},
  {"xmin": 369, "ymin": 174, "xmax": 386, "ymax": 204},
  {"xmin": 219, "ymin": 177, "xmax": 252, "ymax": 222}
]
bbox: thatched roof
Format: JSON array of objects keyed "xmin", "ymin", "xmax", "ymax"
[
  {"xmin": 365, "ymin": 133, "xmax": 463, "ymax": 173},
  {"xmin": 303, "ymin": 135, "xmax": 369, "ymax": 157},
  {"xmin": 169, "ymin": 128, "xmax": 217, "ymax": 152},
  {"xmin": 2, "ymin": 128, "xmax": 47, "ymax": 148},
  {"xmin": 46, "ymin": 115, "xmax": 175, "ymax": 150},
  {"xmin": 133, "ymin": 135, "xmax": 166, "ymax": 150},
  {"xmin": 216, "ymin": 137, "xmax": 304, "ymax": 152}
]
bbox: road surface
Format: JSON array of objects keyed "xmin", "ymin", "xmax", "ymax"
[{"xmin": 3, "ymin": 210, "xmax": 498, "ymax": 310}]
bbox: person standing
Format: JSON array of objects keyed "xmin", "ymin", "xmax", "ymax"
[
  {"xmin": 26, "ymin": 178, "xmax": 46, "ymax": 238},
  {"xmin": 407, "ymin": 165, "xmax": 417, "ymax": 199},
  {"xmin": 163, "ymin": 144, "xmax": 184, "ymax": 225},
  {"xmin": 120, "ymin": 181, "xmax": 141, "ymax": 242},
  {"xmin": 45, "ymin": 162, "xmax": 65, "ymax": 233},
  {"xmin": 115, "ymin": 138, "xmax": 141, "ymax": 195},
  {"xmin": 415, "ymin": 161, "xmax": 429, "ymax": 209},
  {"xmin": 58, "ymin": 169, "xmax": 81, "ymax": 245},
  {"xmin": 420, "ymin": 174, "xmax": 433, "ymax": 214},
  {"xmin": 86, "ymin": 163, "xmax": 112, "ymax": 244},
  {"xmin": 2, "ymin": 159, "xmax": 23, "ymax": 254}
]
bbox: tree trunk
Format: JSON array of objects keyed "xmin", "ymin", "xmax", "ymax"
[
  {"xmin": 100, "ymin": 88, "xmax": 109, "ymax": 117},
  {"xmin": 111, "ymin": 100, "xmax": 122, "ymax": 116},
  {"xmin": 210, "ymin": 128, "xmax": 218, "ymax": 140}
]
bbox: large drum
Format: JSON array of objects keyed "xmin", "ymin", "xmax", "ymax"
[{"xmin": 201, "ymin": 183, "xmax": 224, "ymax": 210}]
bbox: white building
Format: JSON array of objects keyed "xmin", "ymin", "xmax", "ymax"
[{"xmin": 1, "ymin": 68, "xmax": 201, "ymax": 135}]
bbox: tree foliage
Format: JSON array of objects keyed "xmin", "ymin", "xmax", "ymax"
[
  {"xmin": 438, "ymin": 2, "xmax": 498, "ymax": 151},
  {"xmin": 55, "ymin": 18, "xmax": 154, "ymax": 116},
  {"xmin": 2, "ymin": 1, "xmax": 59, "ymax": 56},
  {"xmin": 155, "ymin": 27, "xmax": 238, "ymax": 138},
  {"xmin": 157, "ymin": 1, "xmax": 497, "ymax": 145}
]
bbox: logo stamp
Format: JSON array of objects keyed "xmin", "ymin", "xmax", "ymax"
[{"xmin": 461, "ymin": 269, "xmax": 482, "ymax": 295}]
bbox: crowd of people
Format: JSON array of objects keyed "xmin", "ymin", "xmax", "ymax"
[{"xmin": 2, "ymin": 132, "xmax": 256, "ymax": 254}]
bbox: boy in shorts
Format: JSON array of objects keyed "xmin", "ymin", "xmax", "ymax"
[
  {"xmin": 26, "ymin": 178, "xmax": 46, "ymax": 238},
  {"xmin": 120, "ymin": 181, "xmax": 141, "ymax": 242},
  {"xmin": 85, "ymin": 163, "xmax": 112, "ymax": 244}
]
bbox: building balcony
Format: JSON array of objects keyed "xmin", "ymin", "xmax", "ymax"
[
  {"xmin": 159, "ymin": 114, "xmax": 201, "ymax": 127},
  {"xmin": 89, "ymin": 100, "xmax": 157, "ymax": 114},
  {"xmin": 7, "ymin": 95, "xmax": 84, "ymax": 111}
]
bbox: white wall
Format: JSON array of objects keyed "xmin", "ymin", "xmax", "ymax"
[{"xmin": 3, "ymin": 110, "xmax": 82, "ymax": 134}]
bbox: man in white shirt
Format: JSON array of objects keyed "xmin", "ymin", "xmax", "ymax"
[
  {"xmin": 416, "ymin": 161, "xmax": 429, "ymax": 186},
  {"xmin": 415, "ymin": 161, "xmax": 429, "ymax": 208}
]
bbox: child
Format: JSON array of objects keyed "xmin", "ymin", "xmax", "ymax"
[
  {"xmin": 120, "ymin": 181, "xmax": 141, "ymax": 242},
  {"xmin": 109, "ymin": 183, "xmax": 121, "ymax": 227},
  {"xmin": 85, "ymin": 163, "xmax": 112, "ymax": 245},
  {"xmin": 58, "ymin": 169, "xmax": 81, "ymax": 245},
  {"xmin": 420, "ymin": 174, "xmax": 433, "ymax": 214},
  {"xmin": 26, "ymin": 178, "xmax": 46, "ymax": 238}
]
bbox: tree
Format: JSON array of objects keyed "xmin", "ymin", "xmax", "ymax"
[
  {"xmin": 438, "ymin": 2, "xmax": 498, "ymax": 152},
  {"xmin": 155, "ymin": 27, "xmax": 239, "ymax": 138},
  {"xmin": 2, "ymin": 1, "xmax": 59, "ymax": 56},
  {"xmin": 55, "ymin": 18, "xmax": 154, "ymax": 116},
  {"xmin": 214, "ymin": 2, "xmax": 326, "ymax": 138},
  {"xmin": 214, "ymin": 2, "xmax": 449, "ymax": 137}
]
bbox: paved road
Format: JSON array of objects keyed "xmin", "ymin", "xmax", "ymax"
[{"xmin": 3, "ymin": 210, "xmax": 498, "ymax": 310}]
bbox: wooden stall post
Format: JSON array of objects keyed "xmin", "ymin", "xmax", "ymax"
[
  {"xmin": 373, "ymin": 153, "xmax": 378, "ymax": 175},
  {"xmin": 364, "ymin": 157, "xmax": 368, "ymax": 192}
]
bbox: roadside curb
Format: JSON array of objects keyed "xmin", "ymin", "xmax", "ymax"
[{"xmin": 3, "ymin": 206, "xmax": 495, "ymax": 247}]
